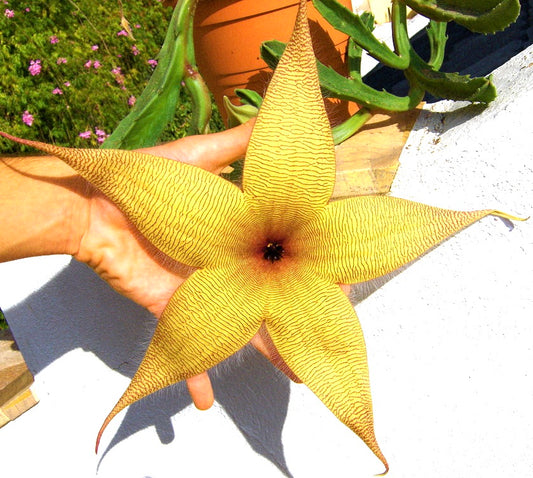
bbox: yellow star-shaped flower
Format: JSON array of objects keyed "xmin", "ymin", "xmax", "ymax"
[{"xmin": 0, "ymin": 0, "xmax": 522, "ymax": 472}]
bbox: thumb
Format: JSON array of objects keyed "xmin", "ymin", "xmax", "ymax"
[{"xmin": 139, "ymin": 119, "xmax": 256, "ymax": 174}]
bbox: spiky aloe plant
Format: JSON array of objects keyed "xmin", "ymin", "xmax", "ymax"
[
  {"xmin": 234, "ymin": 0, "xmax": 521, "ymax": 143},
  {"xmin": 105, "ymin": 0, "xmax": 520, "ymax": 149}
]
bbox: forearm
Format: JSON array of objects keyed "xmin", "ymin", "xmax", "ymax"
[{"xmin": 0, "ymin": 155, "xmax": 87, "ymax": 262}]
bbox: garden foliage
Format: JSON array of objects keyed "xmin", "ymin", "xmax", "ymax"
[{"xmin": 0, "ymin": 0, "xmax": 197, "ymax": 152}]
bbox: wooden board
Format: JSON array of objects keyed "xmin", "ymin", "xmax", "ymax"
[
  {"xmin": 0, "ymin": 328, "xmax": 38, "ymax": 427},
  {"xmin": 332, "ymin": 107, "xmax": 422, "ymax": 198}
]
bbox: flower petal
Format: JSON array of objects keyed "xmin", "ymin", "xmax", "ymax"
[
  {"xmin": 297, "ymin": 195, "xmax": 514, "ymax": 284},
  {"xmin": 0, "ymin": 132, "xmax": 248, "ymax": 269},
  {"xmin": 265, "ymin": 272, "xmax": 388, "ymax": 472},
  {"xmin": 96, "ymin": 264, "xmax": 264, "ymax": 451},
  {"xmin": 242, "ymin": 0, "xmax": 335, "ymax": 234}
]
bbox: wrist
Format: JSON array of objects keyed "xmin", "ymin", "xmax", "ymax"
[{"xmin": 0, "ymin": 155, "xmax": 89, "ymax": 261}]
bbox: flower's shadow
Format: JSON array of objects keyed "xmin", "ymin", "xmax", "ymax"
[
  {"xmin": 6, "ymin": 259, "xmax": 293, "ymax": 477},
  {"xmin": 6, "ymin": 257, "xmax": 411, "ymax": 477}
]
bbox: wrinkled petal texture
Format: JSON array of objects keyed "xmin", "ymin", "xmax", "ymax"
[
  {"xmin": 296, "ymin": 195, "xmax": 497, "ymax": 284},
  {"xmin": 96, "ymin": 263, "xmax": 264, "ymax": 450},
  {"xmin": 242, "ymin": 2, "xmax": 335, "ymax": 236},
  {"xmin": 265, "ymin": 269, "xmax": 388, "ymax": 471},
  {"xmin": 0, "ymin": 134, "xmax": 248, "ymax": 269}
]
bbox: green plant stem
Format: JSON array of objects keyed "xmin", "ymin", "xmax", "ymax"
[
  {"xmin": 313, "ymin": 0, "xmax": 409, "ymax": 69},
  {"xmin": 331, "ymin": 107, "xmax": 372, "ymax": 144}
]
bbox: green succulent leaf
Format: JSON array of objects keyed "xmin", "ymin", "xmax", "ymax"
[
  {"xmin": 346, "ymin": 12, "xmax": 374, "ymax": 80},
  {"xmin": 223, "ymin": 96, "xmax": 259, "ymax": 128},
  {"xmin": 320, "ymin": 65, "xmax": 425, "ymax": 111},
  {"xmin": 331, "ymin": 108, "xmax": 372, "ymax": 144},
  {"xmin": 183, "ymin": 67, "xmax": 212, "ymax": 136},
  {"xmin": 403, "ymin": 0, "xmax": 521, "ymax": 33},
  {"xmin": 407, "ymin": 51, "xmax": 497, "ymax": 103},
  {"xmin": 312, "ymin": 0, "xmax": 409, "ymax": 69},
  {"xmin": 235, "ymin": 89, "xmax": 264, "ymax": 108},
  {"xmin": 426, "ymin": 20, "xmax": 448, "ymax": 69},
  {"xmin": 103, "ymin": 0, "xmax": 197, "ymax": 149},
  {"xmin": 262, "ymin": 40, "xmax": 424, "ymax": 111},
  {"xmin": 183, "ymin": 7, "xmax": 212, "ymax": 136}
]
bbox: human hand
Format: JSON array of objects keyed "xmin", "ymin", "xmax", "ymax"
[
  {"xmin": 1, "ymin": 122, "xmax": 255, "ymax": 408},
  {"xmin": 0, "ymin": 119, "xmax": 350, "ymax": 410},
  {"xmin": 73, "ymin": 122, "xmax": 260, "ymax": 409}
]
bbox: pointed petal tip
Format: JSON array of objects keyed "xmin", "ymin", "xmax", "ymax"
[
  {"xmin": 0, "ymin": 130, "xmax": 63, "ymax": 156},
  {"xmin": 0, "ymin": 130, "xmax": 23, "ymax": 144},
  {"xmin": 490, "ymin": 210, "xmax": 529, "ymax": 222},
  {"xmin": 95, "ymin": 432, "xmax": 102, "ymax": 455},
  {"xmin": 95, "ymin": 401, "xmax": 128, "ymax": 454},
  {"xmin": 375, "ymin": 463, "xmax": 390, "ymax": 476},
  {"xmin": 95, "ymin": 413, "xmax": 114, "ymax": 454},
  {"xmin": 372, "ymin": 447, "xmax": 389, "ymax": 476}
]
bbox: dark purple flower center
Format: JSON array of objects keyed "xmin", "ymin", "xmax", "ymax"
[{"xmin": 263, "ymin": 242, "xmax": 284, "ymax": 262}]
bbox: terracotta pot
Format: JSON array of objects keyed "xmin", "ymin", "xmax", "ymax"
[{"xmin": 193, "ymin": 0, "xmax": 356, "ymax": 125}]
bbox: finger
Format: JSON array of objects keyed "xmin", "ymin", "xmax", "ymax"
[
  {"xmin": 140, "ymin": 119, "xmax": 256, "ymax": 174},
  {"xmin": 339, "ymin": 283, "xmax": 350, "ymax": 295},
  {"xmin": 186, "ymin": 372, "xmax": 214, "ymax": 410}
]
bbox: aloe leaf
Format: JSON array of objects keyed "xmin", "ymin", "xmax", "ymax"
[
  {"xmin": 312, "ymin": 0, "xmax": 409, "ymax": 70},
  {"xmin": 262, "ymin": 40, "xmax": 424, "ymax": 111},
  {"xmin": 103, "ymin": 0, "xmax": 196, "ymax": 149},
  {"xmin": 347, "ymin": 12, "xmax": 374, "ymax": 80},
  {"xmin": 403, "ymin": 0, "xmax": 520, "ymax": 34},
  {"xmin": 426, "ymin": 20, "xmax": 448, "ymax": 69},
  {"xmin": 407, "ymin": 52, "xmax": 497, "ymax": 103},
  {"xmin": 391, "ymin": 1, "xmax": 411, "ymax": 65},
  {"xmin": 319, "ymin": 64, "xmax": 425, "ymax": 111}
]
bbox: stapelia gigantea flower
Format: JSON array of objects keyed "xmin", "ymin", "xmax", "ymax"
[{"xmin": 0, "ymin": 0, "xmax": 522, "ymax": 472}]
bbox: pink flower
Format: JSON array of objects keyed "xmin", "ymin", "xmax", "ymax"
[
  {"xmin": 25, "ymin": 7, "xmax": 29, "ymax": 12},
  {"xmin": 4, "ymin": 9, "xmax": 14, "ymax": 17},
  {"xmin": 52, "ymin": 88, "xmax": 63, "ymax": 95},
  {"xmin": 132, "ymin": 45, "xmax": 139, "ymax": 56},
  {"xmin": 84, "ymin": 60, "xmax": 92, "ymax": 68},
  {"xmin": 93, "ymin": 60, "xmax": 101, "ymax": 69},
  {"xmin": 50, "ymin": 35, "xmax": 59, "ymax": 44},
  {"xmin": 91, "ymin": 45, "xmax": 99, "ymax": 51},
  {"xmin": 147, "ymin": 59, "xmax": 158, "ymax": 68},
  {"xmin": 56, "ymin": 57, "xmax": 67, "ymax": 65},
  {"xmin": 22, "ymin": 110, "xmax": 34, "ymax": 127},
  {"xmin": 128, "ymin": 95, "xmax": 136, "ymax": 106},
  {"xmin": 135, "ymin": 24, "xmax": 141, "ymax": 29},
  {"xmin": 28, "ymin": 60, "xmax": 41, "ymax": 76},
  {"xmin": 78, "ymin": 131, "xmax": 92, "ymax": 139},
  {"xmin": 117, "ymin": 29, "xmax": 128, "ymax": 37},
  {"xmin": 95, "ymin": 128, "xmax": 108, "ymax": 144},
  {"xmin": 64, "ymin": 81, "xmax": 71, "ymax": 87},
  {"xmin": 111, "ymin": 67, "xmax": 125, "ymax": 86}
]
